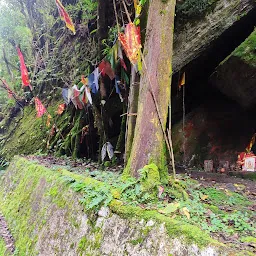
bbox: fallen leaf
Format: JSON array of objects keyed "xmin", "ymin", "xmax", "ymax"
[
  {"xmin": 158, "ymin": 202, "xmax": 180, "ymax": 215},
  {"xmin": 180, "ymin": 207, "xmax": 190, "ymax": 219},
  {"xmin": 200, "ymin": 194, "xmax": 209, "ymax": 201}
]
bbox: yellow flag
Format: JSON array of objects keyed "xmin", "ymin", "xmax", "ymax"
[{"xmin": 179, "ymin": 72, "xmax": 186, "ymax": 89}]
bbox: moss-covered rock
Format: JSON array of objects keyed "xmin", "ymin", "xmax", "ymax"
[
  {"xmin": 0, "ymin": 100, "xmax": 70, "ymax": 160},
  {"xmin": 0, "ymin": 157, "xmax": 235, "ymax": 255},
  {"xmin": 139, "ymin": 163, "xmax": 161, "ymax": 191},
  {"xmin": 210, "ymin": 29, "xmax": 256, "ymax": 109}
]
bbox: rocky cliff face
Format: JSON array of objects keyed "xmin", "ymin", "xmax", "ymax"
[
  {"xmin": 210, "ymin": 29, "xmax": 256, "ymax": 109},
  {"xmin": 173, "ymin": 0, "xmax": 256, "ymax": 72}
]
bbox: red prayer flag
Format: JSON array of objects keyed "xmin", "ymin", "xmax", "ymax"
[
  {"xmin": 55, "ymin": 0, "xmax": 76, "ymax": 34},
  {"xmin": 118, "ymin": 23, "xmax": 142, "ymax": 65},
  {"xmin": 98, "ymin": 60, "xmax": 115, "ymax": 80},
  {"xmin": 35, "ymin": 97, "xmax": 46, "ymax": 118},
  {"xmin": 17, "ymin": 47, "xmax": 32, "ymax": 91}
]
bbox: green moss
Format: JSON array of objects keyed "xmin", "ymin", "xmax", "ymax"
[
  {"xmin": 140, "ymin": 164, "xmax": 160, "ymax": 191},
  {"xmin": 78, "ymin": 236, "xmax": 88, "ymax": 253},
  {"xmin": 0, "ymin": 157, "xmax": 224, "ymax": 253},
  {"xmin": 200, "ymin": 187, "xmax": 252, "ymax": 207},
  {"xmin": 176, "ymin": 0, "xmax": 219, "ymax": 22},
  {"xmin": 206, "ymin": 205, "xmax": 223, "ymax": 215},
  {"xmin": 109, "ymin": 200, "xmax": 220, "ymax": 248},
  {"xmin": 236, "ymin": 251, "xmax": 256, "ymax": 256},
  {"xmin": 0, "ymin": 157, "xmax": 75, "ymax": 255},
  {"xmin": 0, "ymin": 100, "xmax": 69, "ymax": 160},
  {"xmin": 77, "ymin": 231, "xmax": 102, "ymax": 254},
  {"xmin": 0, "ymin": 237, "xmax": 10, "ymax": 256},
  {"xmin": 233, "ymin": 29, "xmax": 256, "ymax": 67},
  {"xmin": 240, "ymin": 236, "xmax": 256, "ymax": 244},
  {"xmin": 130, "ymin": 237, "xmax": 144, "ymax": 245}
]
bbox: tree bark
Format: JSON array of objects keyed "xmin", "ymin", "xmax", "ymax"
[
  {"xmin": 125, "ymin": 66, "xmax": 140, "ymax": 163},
  {"xmin": 125, "ymin": 0, "xmax": 176, "ymax": 180},
  {"xmin": 97, "ymin": 0, "xmax": 109, "ymax": 57}
]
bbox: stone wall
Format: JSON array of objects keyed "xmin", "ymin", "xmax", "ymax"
[{"xmin": 0, "ymin": 157, "xmax": 230, "ymax": 255}]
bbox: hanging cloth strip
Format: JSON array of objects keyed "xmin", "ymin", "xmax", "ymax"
[
  {"xmin": 17, "ymin": 47, "xmax": 32, "ymax": 91},
  {"xmin": 88, "ymin": 67, "xmax": 100, "ymax": 94},
  {"xmin": 35, "ymin": 97, "xmax": 47, "ymax": 118},
  {"xmin": 99, "ymin": 60, "xmax": 115, "ymax": 80},
  {"xmin": 62, "ymin": 88, "xmax": 70, "ymax": 104},
  {"xmin": 55, "ymin": 0, "xmax": 76, "ymax": 34},
  {"xmin": 71, "ymin": 85, "xmax": 84, "ymax": 109},
  {"xmin": 81, "ymin": 76, "xmax": 93, "ymax": 105},
  {"xmin": 85, "ymin": 86, "xmax": 93, "ymax": 105},
  {"xmin": 118, "ymin": 22, "xmax": 142, "ymax": 65}
]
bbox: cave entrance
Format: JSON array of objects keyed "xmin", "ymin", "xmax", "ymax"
[{"xmin": 171, "ymin": 6, "xmax": 256, "ymax": 168}]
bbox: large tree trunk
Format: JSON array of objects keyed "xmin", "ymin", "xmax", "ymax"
[{"xmin": 125, "ymin": 0, "xmax": 176, "ymax": 180}]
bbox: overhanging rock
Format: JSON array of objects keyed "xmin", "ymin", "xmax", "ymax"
[
  {"xmin": 210, "ymin": 29, "xmax": 256, "ymax": 109},
  {"xmin": 173, "ymin": 0, "xmax": 256, "ymax": 73}
]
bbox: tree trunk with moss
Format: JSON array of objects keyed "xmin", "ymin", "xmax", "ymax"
[
  {"xmin": 125, "ymin": 0, "xmax": 176, "ymax": 179},
  {"xmin": 125, "ymin": 66, "xmax": 140, "ymax": 163}
]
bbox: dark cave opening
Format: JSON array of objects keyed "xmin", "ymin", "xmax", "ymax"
[{"xmin": 171, "ymin": 6, "xmax": 256, "ymax": 165}]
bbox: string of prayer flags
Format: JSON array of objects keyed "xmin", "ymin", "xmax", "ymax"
[
  {"xmin": 118, "ymin": 22, "xmax": 142, "ymax": 65},
  {"xmin": 179, "ymin": 72, "xmax": 186, "ymax": 89},
  {"xmin": 55, "ymin": 0, "xmax": 76, "ymax": 34},
  {"xmin": 56, "ymin": 103, "xmax": 66, "ymax": 115},
  {"xmin": 17, "ymin": 47, "xmax": 32, "ymax": 91},
  {"xmin": 35, "ymin": 97, "xmax": 46, "ymax": 118},
  {"xmin": 246, "ymin": 133, "xmax": 256, "ymax": 153},
  {"xmin": 46, "ymin": 114, "xmax": 52, "ymax": 127}
]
